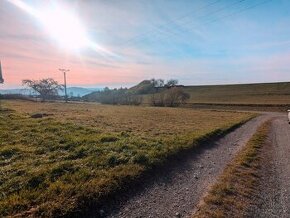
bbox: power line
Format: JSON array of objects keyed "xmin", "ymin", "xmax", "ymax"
[
  {"xmin": 154, "ymin": 0, "xmax": 273, "ymax": 45},
  {"xmin": 204, "ymin": 0, "xmax": 272, "ymax": 25},
  {"xmin": 121, "ymin": 0, "xmax": 223, "ymax": 46},
  {"xmin": 176, "ymin": 0, "xmax": 273, "ymax": 46},
  {"xmin": 121, "ymin": 0, "xmax": 246, "ymax": 46},
  {"xmin": 154, "ymin": 0, "xmax": 248, "ymax": 40},
  {"xmin": 121, "ymin": 0, "xmax": 272, "ymax": 48}
]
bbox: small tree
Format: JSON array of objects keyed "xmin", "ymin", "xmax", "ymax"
[
  {"xmin": 151, "ymin": 78, "xmax": 164, "ymax": 88},
  {"xmin": 165, "ymin": 79, "xmax": 178, "ymax": 88},
  {"xmin": 22, "ymin": 78, "xmax": 63, "ymax": 102},
  {"xmin": 150, "ymin": 87, "xmax": 190, "ymax": 107},
  {"xmin": 165, "ymin": 87, "xmax": 190, "ymax": 107}
]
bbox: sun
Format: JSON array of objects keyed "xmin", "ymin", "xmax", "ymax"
[
  {"xmin": 39, "ymin": 6, "xmax": 90, "ymax": 51},
  {"xmin": 7, "ymin": 0, "xmax": 118, "ymax": 57},
  {"xmin": 7, "ymin": 0, "xmax": 90, "ymax": 52}
]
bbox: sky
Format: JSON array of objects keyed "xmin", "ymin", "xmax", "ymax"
[{"xmin": 1, "ymin": 0, "xmax": 290, "ymax": 89}]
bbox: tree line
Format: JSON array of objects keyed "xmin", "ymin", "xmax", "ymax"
[
  {"xmin": 84, "ymin": 78, "xmax": 190, "ymax": 107},
  {"xmin": 21, "ymin": 78, "xmax": 190, "ymax": 107},
  {"xmin": 83, "ymin": 87, "xmax": 143, "ymax": 105}
]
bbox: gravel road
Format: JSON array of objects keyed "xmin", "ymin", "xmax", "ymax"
[
  {"xmin": 247, "ymin": 114, "xmax": 290, "ymax": 218},
  {"xmin": 103, "ymin": 115, "xmax": 271, "ymax": 218}
]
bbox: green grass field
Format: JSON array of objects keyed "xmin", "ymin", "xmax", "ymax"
[
  {"xmin": 0, "ymin": 100, "xmax": 254, "ymax": 217},
  {"xmin": 138, "ymin": 82, "xmax": 290, "ymax": 111},
  {"xmin": 183, "ymin": 82, "xmax": 290, "ymax": 105}
]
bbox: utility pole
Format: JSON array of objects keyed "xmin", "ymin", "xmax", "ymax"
[
  {"xmin": 59, "ymin": 68, "xmax": 69, "ymax": 103},
  {"xmin": 0, "ymin": 61, "xmax": 3, "ymax": 84},
  {"xmin": 0, "ymin": 61, "xmax": 4, "ymax": 110}
]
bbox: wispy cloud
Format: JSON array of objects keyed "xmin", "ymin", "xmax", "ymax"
[{"xmin": 1, "ymin": 0, "xmax": 290, "ymax": 88}]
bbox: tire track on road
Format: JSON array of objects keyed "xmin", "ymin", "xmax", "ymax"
[
  {"xmin": 247, "ymin": 115, "xmax": 290, "ymax": 218},
  {"xmin": 103, "ymin": 115, "xmax": 272, "ymax": 218}
]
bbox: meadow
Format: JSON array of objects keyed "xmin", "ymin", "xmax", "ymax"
[
  {"xmin": 138, "ymin": 82, "xmax": 290, "ymax": 111},
  {"xmin": 0, "ymin": 100, "xmax": 254, "ymax": 217},
  {"xmin": 183, "ymin": 82, "xmax": 290, "ymax": 104}
]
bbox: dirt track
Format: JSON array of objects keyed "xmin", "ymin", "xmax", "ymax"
[
  {"xmin": 247, "ymin": 114, "xmax": 290, "ymax": 218},
  {"xmin": 103, "ymin": 115, "xmax": 272, "ymax": 218}
]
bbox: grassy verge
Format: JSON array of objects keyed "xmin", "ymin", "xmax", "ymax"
[
  {"xmin": 184, "ymin": 103, "xmax": 289, "ymax": 112},
  {"xmin": 193, "ymin": 120, "xmax": 271, "ymax": 218},
  {"xmin": 0, "ymin": 102, "xmax": 255, "ymax": 217}
]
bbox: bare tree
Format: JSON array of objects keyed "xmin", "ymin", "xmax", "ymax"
[
  {"xmin": 165, "ymin": 87, "xmax": 190, "ymax": 107},
  {"xmin": 22, "ymin": 78, "xmax": 63, "ymax": 102},
  {"xmin": 150, "ymin": 91, "xmax": 166, "ymax": 106},
  {"xmin": 165, "ymin": 79, "xmax": 178, "ymax": 88},
  {"xmin": 150, "ymin": 87, "xmax": 190, "ymax": 107}
]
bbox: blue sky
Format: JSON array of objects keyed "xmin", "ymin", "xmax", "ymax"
[{"xmin": 1, "ymin": 0, "xmax": 290, "ymax": 88}]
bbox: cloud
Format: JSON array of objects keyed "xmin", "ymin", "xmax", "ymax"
[{"xmin": 1, "ymin": 0, "xmax": 290, "ymax": 88}]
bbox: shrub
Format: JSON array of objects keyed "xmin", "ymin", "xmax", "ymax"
[{"xmin": 150, "ymin": 87, "xmax": 190, "ymax": 107}]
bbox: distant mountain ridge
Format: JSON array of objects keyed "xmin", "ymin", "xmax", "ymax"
[
  {"xmin": 58, "ymin": 87, "xmax": 102, "ymax": 97},
  {"xmin": 0, "ymin": 87, "xmax": 102, "ymax": 97}
]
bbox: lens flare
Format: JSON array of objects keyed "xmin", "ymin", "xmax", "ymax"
[
  {"xmin": 7, "ymin": 0, "xmax": 116, "ymax": 56},
  {"xmin": 39, "ymin": 6, "xmax": 89, "ymax": 51}
]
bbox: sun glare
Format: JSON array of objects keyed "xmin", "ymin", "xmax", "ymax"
[
  {"xmin": 40, "ymin": 7, "xmax": 89, "ymax": 51},
  {"xmin": 7, "ymin": 0, "xmax": 116, "ymax": 55}
]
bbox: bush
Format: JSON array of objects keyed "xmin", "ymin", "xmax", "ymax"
[
  {"xmin": 83, "ymin": 88, "xmax": 143, "ymax": 105},
  {"xmin": 150, "ymin": 87, "xmax": 190, "ymax": 107}
]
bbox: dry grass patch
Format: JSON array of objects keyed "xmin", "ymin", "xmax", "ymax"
[
  {"xmin": 0, "ymin": 101, "xmax": 255, "ymax": 217},
  {"xmin": 193, "ymin": 121, "xmax": 271, "ymax": 218},
  {"xmin": 2, "ymin": 100, "xmax": 257, "ymax": 138}
]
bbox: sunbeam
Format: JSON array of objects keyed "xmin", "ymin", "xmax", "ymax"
[{"xmin": 7, "ymin": 0, "xmax": 117, "ymax": 57}]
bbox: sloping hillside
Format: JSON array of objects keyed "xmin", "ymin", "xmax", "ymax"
[
  {"xmin": 84, "ymin": 80, "xmax": 154, "ymax": 101},
  {"xmin": 183, "ymin": 82, "xmax": 290, "ymax": 104},
  {"xmin": 84, "ymin": 81, "xmax": 290, "ymax": 105}
]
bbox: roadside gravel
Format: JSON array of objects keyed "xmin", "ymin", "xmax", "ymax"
[
  {"xmin": 247, "ymin": 115, "xmax": 290, "ymax": 218},
  {"xmin": 103, "ymin": 115, "xmax": 271, "ymax": 218}
]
